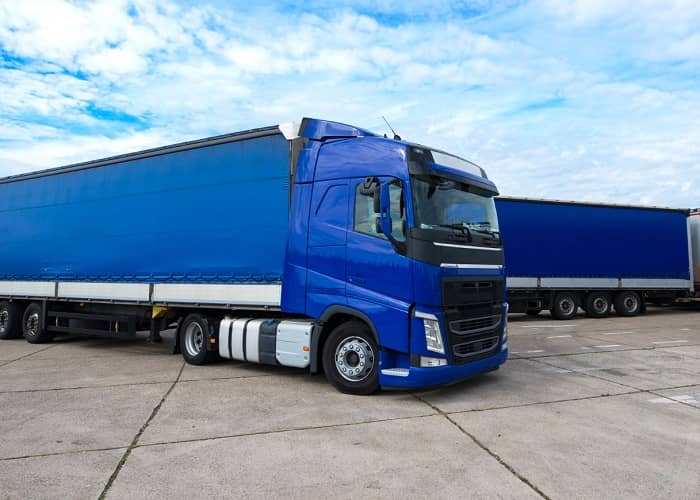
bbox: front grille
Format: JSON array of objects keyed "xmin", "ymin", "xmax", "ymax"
[
  {"xmin": 450, "ymin": 314, "xmax": 501, "ymax": 335},
  {"xmin": 453, "ymin": 336, "xmax": 500, "ymax": 358},
  {"xmin": 442, "ymin": 276, "xmax": 504, "ymax": 364}
]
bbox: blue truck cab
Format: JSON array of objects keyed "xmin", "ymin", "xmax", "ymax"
[
  {"xmin": 283, "ymin": 119, "xmax": 508, "ymax": 392},
  {"xmin": 0, "ymin": 118, "xmax": 507, "ymax": 394}
]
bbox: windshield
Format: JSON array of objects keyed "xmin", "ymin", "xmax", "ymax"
[{"xmin": 412, "ymin": 175, "xmax": 500, "ymax": 242}]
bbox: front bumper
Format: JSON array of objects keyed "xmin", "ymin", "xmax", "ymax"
[{"xmin": 379, "ymin": 347, "xmax": 508, "ymax": 389}]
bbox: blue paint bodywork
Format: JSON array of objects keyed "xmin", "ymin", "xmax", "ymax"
[
  {"xmin": 0, "ymin": 133, "xmax": 290, "ymax": 284},
  {"xmin": 1, "ymin": 118, "xmax": 507, "ymax": 389},
  {"xmin": 496, "ymin": 198, "xmax": 690, "ymax": 279}
]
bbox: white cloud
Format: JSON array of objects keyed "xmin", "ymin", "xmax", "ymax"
[{"xmin": 0, "ymin": 0, "xmax": 698, "ymax": 209}]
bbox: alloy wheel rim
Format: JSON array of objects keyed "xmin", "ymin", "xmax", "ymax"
[{"xmin": 335, "ymin": 336, "xmax": 375, "ymax": 382}]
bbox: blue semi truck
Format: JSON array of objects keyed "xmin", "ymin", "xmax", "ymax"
[
  {"xmin": 496, "ymin": 197, "xmax": 695, "ymax": 320},
  {"xmin": 0, "ymin": 118, "xmax": 508, "ymax": 393}
]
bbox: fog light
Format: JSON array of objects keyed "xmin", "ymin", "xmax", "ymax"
[{"xmin": 420, "ymin": 356, "xmax": 448, "ymax": 367}]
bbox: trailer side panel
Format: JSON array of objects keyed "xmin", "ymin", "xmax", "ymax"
[{"xmin": 0, "ymin": 133, "xmax": 290, "ymax": 289}]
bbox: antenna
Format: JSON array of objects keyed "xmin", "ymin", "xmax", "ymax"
[{"xmin": 381, "ymin": 116, "xmax": 401, "ymax": 141}]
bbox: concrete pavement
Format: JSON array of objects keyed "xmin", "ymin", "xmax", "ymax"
[{"xmin": 0, "ymin": 306, "xmax": 698, "ymax": 499}]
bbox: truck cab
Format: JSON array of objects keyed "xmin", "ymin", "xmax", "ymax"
[{"xmin": 282, "ymin": 119, "xmax": 508, "ymax": 392}]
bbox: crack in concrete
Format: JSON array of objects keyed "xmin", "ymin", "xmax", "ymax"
[
  {"xmin": 0, "ymin": 372, "xmax": 286, "ymax": 395},
  {"xmin": 131, "ymin": 412, "xmax": 439, "ymax": 449},
  {"xmin": 98, "ymin": 361, "xmax": 185, "ymax": 500},
  {"xmin": 0, "ymin": 344, "xmax": 58, "ymax": 368},
  {"xmin": 530, "ymin": 355, "xmax": 700, "ymax": 393},
  {"xmin": 0, "ymin": 446, "xmax": 127, "ymax": 462},
  {"xmin": 2, "ymin": 379, "xmax": 697, "ymax": 465},
  {"xmin": 411, "ymin": 393, "xmax": 551, "ymax": 500},
  {"xmin": 508, "ymin": 344, "xmax": 687, "ymax": 360}
]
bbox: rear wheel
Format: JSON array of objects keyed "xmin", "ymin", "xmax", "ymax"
[
  {"xmin": 322, "ymin": 321, "xmax": 379, "ymax": 395},
  {"xmin": 585, "ymin": 292, "xmax": 611, "ymax": 318},
  {"xmin": 551, "ymin": 292, "xmax": 578, "ymax": 320},
  {"xmin": 0, "ymin": 301, "xmax": 23, "ymax": 339},
  {"xmin": 614, "ymin": 291, "xmax": 642, "ymax": 317},
  {"xmin": 179, "ymin": 314, "xmax": 220, "ymax": 365},
  {"xmin": 22, "ymin": 302, "xmax": 53, "ymax": 344}
]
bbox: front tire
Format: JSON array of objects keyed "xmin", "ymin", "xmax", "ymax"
[
  {"xmin": 0, "ymin": 301, "xmax": 23, "ymax": 339},
  {"xmin": 551, "ymin": 292, "xmax": 578, "ymax": 320},
  {"xmin": 22, "ymin": 302, "xmax": 53, "ymax": 344},
  {"xmin": 179, "ymin": 314, "xmax": 220, "ymax": 365},
  {"xmin": 322, "ymin": 321, "xmax": 379, "ymax": 395}
]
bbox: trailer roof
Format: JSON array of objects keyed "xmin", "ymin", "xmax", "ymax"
[
  {"xmin": 496, "ymin": 196, "xmax": 690, "ymax": 214},
  {"xmin": 0, "ymin": 125, "xmax": 281, "ymax": 185}
]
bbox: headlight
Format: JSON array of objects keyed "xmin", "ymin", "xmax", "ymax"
[{"xmin": 415, "ymin": 311, "xmax": 444, "ymax": 354}]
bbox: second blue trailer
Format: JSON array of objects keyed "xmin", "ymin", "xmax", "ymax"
[{"xmin": 496, "ymin": 197, "xmax": 693, "ymax": 319}]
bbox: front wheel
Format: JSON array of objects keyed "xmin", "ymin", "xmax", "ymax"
[
  {"xmin": 322, "ymin": 321, "xmax": 379, "ymax": 395},
  {"xmin": 179, "ymin": 314, "xmax": 220, "ymax": 365}
]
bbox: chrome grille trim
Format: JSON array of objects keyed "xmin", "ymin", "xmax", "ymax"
[{"xmin": 449, "ymin": 314, "xmax": 502, "ymax": 335}]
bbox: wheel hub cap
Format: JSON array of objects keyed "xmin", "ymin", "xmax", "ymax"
[
  {"xmin": 0, "ymin": 310, "xmax": 8, "ymax": 332},
  {"xmin": 335, "ymin": 337, "xmax": 375, "ymax": 382},
  {"xmin": 26, "ymin": 313, "xmax": 39, "ymax": 337},
  {"xmin": 185, "ymin": 323, "xmax": 205, "ymax": 357}
]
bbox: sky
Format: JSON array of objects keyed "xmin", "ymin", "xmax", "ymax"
[{"xmin": 0, "ymin": 0, "xmax": 699, "ymax": 208}]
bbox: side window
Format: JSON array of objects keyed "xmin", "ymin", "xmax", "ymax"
[
  {"xmin": 353, "ymin": 180, "xmax": 407, "ymax": 242},
  {"xmin": 354, "ymin": 184, "xmax": 381, "ymax": 237},
  {"xmin": 389, "ymin": 182, "xmax": 406, "ymax": 242}
]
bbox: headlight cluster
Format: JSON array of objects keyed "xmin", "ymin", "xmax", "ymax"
[{"xmin": 415, "ymin": 311, "xmax": 444, "ymax": 354}]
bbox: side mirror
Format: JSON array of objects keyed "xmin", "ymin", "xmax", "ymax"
[{"xmin": 378, "ymin": 182, "xmax": 392, "ymax": 238}]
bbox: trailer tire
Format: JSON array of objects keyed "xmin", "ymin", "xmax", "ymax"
[
  {"xmin": 585, "ymin": 292, "xmax": 611, "ymax": 318},
  {"xmin": 551, "ymin": 293, "xmax": 578, "ymax": 320},
  {"xmin": 22, "ymin": 302, "xmax": 53, "ymax": 344},
  {"xmin": 180, "ymin": 314, "xmax": 219, "ymax": 365},
  {"xmin": 614, "ymin": 291, "xmax": 641, "ymax": 317},
  {"xmin": 525, "ymin": 308, "xmax": 542, "ymax": 317},
  {"xmin": 0, "ymin": 301, "xmax": 23, "ymax": 339},
  {"xmin": 322, "ymin": 321, "xmax": 379, "ymax": 395}
]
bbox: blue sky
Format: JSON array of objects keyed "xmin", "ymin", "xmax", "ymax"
[{"xmin": 1, "ymin": 0, "xmax": 698, "ymax": 207}]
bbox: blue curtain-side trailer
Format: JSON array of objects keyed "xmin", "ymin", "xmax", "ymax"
[
  {"xmin": 496, "ymin": 197, "xmax": 694, "ymax": 320},
  {"xmin": 0, "ymin": 118, "xmax": 508, "ymax": 393}
]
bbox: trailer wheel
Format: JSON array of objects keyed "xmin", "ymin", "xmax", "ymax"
[
  {"xmin": 180, "ymin": 314, "xmax": 219, "ymax": 365},
  {"xmin": 22, "ymin": 303, "xmax": 53, "ymax": 344},
  {"xmin": 322, "ymin": 321, "xmax": 379, "ymax": 395},
  {"xmin": 585, "ymin": 292, "xmax": 611, "ymax": 318},
  {"xmin": 525, "ymin": 308, "xmax": 542, "ymax": 317},
  {"xmin": 551, "ymin": 293, "xmax": 578, "ymax": 320},
  {"xmin": 0, "ymin": 301, "xmax": 23, "ymax": 340},
  {"xmin": 614, "ymin": 291, "xmax": 641, "ymax": 317}
]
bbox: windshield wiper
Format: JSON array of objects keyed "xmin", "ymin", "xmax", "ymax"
[{"xmin": 429, "ymin": 223, "xmax": 473, "ymax": 242}]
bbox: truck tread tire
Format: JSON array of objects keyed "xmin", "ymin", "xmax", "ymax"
[
  {"xmin": 614, "ymin": 291, "xmax": 642, "ymax": 317},
  {"xmin": 322, "ymin": 321, "xmax": 379, "ymax": 395},
  {"xmin": 525, "ymin": 308, "xmax": 542, "ymax": 317},
  {"xmin": 0, "ymin": 301, "xmax": 23, "ymax": 339},
  {"xmin": 585, "ymin": 292, "xmax": 611, "ymax": 318},
  {"xmin": 551, "ymin": 293, "xmax": 578, "ymax": 320},
  {"xmin": 22, "ymin": 302, "xmax": 54, "ymax": 344},
  {"xmin": 180, "ymin": 313, "xmax": 220, "ymax": 365}
]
